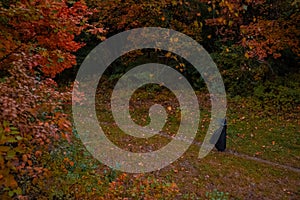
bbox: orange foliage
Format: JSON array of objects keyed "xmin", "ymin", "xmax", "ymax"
[
  {"xmin": 0, "ymin": 65, "xmax": 73, "ymax": 197},
  {"xmin": 241, "ymin": 16, "xmax": 300, "ymax": 60},
  {"xmin": 0, "ymin": 0, "xmax": 104, "ymax": 198},
  {"xmin": 204, "ymin": 0, "xmax": 299, "ymax": 60},
  {"xmin": 0, "ymin": 0, "xmax": 105, "ymax": 77}
]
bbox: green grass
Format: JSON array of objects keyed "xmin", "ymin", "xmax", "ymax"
[
  {"xmin": 226, "ymin": 97, "xmax": 300, "ymax": 168},
  {"xmin": 56, "ymin": 85, "xmax": 300, "ymax": 199}
]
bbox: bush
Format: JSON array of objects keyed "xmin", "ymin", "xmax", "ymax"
[
  {"xmin": 253, "ymin": 75, "xmax": 300, "ymax": 115},
  {"xmin": 0, "ymin": 65, "xmax": 72, "ymax": 199}
]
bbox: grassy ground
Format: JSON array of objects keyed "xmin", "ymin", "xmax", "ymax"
[{"xmin": 59, "ymin": 83, "xmax": 299, "ymax": 199}]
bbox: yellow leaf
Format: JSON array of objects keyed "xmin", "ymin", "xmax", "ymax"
[
  {"xmin": 41, "ymin": 51, "xmax": 48, "ymax": 57},
  {"xmin": 217, "ymin": 18, "xmax": 223, "ymax": 23},
  {"xmin": 245, "ymin": 52, "xmax": 249, "ymax": 59},
  {"xmin": 193, "ymin": 21, "xmax": 198, "ymax": 27},
  {"xmin": 165, "ymin": 52, "xmax": 172, "ymax": 57}
]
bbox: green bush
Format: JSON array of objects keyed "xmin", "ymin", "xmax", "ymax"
[{"xmin": 253, "ymin": 75, "xmax": 300, "ymax": 115}]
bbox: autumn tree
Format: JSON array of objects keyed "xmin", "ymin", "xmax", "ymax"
[
  {"xmin": 194, "ymin": 0, "xmax": 300, "ymax": 116},
  {"xmin": 0, "ymin": 0, "xmax": 105, "ymax": 77},
  {"xmin": 84, "ymin": 0, "xmax": 299, "ymax": 107},
  {"xmin": 0, "ymin": 0, "xmax": 104, "ymax": 198},
  {"xmin": 202, "ymin": 0, "xmax": 299, "ymax": 60}
]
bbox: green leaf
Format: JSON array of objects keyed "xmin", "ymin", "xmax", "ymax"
[
  {"xmin": 14, "ymin": 187, "xmax": 22, "ymax": 195},
  {"xmin": 9, "ymin": 127, "xmax": 19, "ymax": 131},
  {"xmin": 5, "ymin": 137, "xmax": 17, "ymax": 143},
  {"xmin": 7, "ymin": 130, "xmax": 19, "ymax": 135},
  {"xmin": 8, "ymin": 190, "xmax": 14, "ymax": 197},
  {"xmin": 58, "ymin": 57, "xmax": 64, "ymax": 63},
  {"xmin": 6, "ymin": 150, "xmax": 16, "ymax": 159},
  {"xmin": 16, "ymin": 136, "xmax": 23, "ymax": 141}
]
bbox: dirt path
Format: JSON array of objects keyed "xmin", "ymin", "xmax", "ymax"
[
  {"xmin": 225, "ymin": 149, "xmax": 300, "ymax": 173},
  {"xmin": 155, "ymin": 129, "xmax": 300, "ymax": 173}
]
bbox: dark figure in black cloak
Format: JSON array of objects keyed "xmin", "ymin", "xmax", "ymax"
[
  {"xmin": 210, "ymin": 119, "xmax": 227, "ymax": 152},
  {"xmin": 215, "ymin": 119, "xmax": 227, "ymax": 151}
]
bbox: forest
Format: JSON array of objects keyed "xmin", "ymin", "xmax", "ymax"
[{"xmin": 0, "ymin": 0, "xmax": 299, "ymax": 199}]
